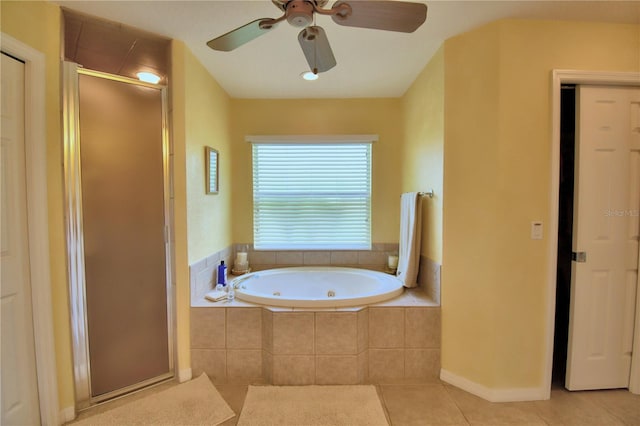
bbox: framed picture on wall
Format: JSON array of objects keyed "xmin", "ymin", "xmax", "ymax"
[{"xmin": 205, "ymin": 146, "xmax": 219, "ymax": 194}]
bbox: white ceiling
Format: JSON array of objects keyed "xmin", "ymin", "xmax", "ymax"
[{"xmin": 54, "ymin": 1, "xmax": 640, "ymax": 99}]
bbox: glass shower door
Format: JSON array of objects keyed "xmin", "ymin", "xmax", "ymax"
[{"xmin": 66, "ymin": 66, "xmax": 173, "ymax": 403}]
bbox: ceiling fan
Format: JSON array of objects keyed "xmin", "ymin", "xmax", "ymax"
[{"xmin": 206, "ymin": 0, "xmax": 428, "ymax": 75}]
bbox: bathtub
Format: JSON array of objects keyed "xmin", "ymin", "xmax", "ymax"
[{"xmin": 229, "ymin": 266, "xmax": 404, "ymax": 308}]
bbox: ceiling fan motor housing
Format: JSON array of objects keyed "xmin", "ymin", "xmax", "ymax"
[
  {"xmin": 286, "ymin": 1, "xmax": 314, "ymax": 27},
  {"xmin": 271, "ymin": 0, "xmax": 329, "ymax": 12}
]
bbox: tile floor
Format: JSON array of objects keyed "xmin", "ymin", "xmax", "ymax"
[
  {"xmin": 216, "ymin": 381, "xmax": 640, "ymax": 426},
  {"xmin": 73, "ymin": 379, "xmax": 640, "ymax": 426}
]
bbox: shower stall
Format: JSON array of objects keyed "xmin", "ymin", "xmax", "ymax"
[{"xmin": 63, "ymin": 62, "xmax": 174, "ymax": 408}]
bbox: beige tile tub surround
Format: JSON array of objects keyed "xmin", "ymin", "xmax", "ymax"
[
  {"xmin": 272, "ymin": 355, "xmax": 316, "ymax": 385},
  {"xmin": 189, "ymin": 244, "xmax": 441, "ymax": 385},
  {"xmin": 417, "ymin": 254, "xmax": 441, "ymax": 304},
  {"xmin": 366, "ymin": 307, "xmax": 441, "ymax": 382},
  {"xmin": 406, "ymin": 307, "xmax": 441, "ymax": 348},
  {"xmin": 230, "ymin": 243, "xmax": 400, "ymax": 272},
  {"xmin": 227, "ymin": 308, "xmax": 262, "ymax": 349},
  {"xmin": 272, "ymin": 312, "xmax": 315, "ymax": 355},
  {"xmin": 189, "ymin": 244, "xmax": 443, "ymax": 303},
  {"xmin": 369, "ymin": 308, "xmax": 405, "ymax": 348},
  {"xmin": 190, "ymin": 305, "xmax": 440, "ymax": 386},
  {"xmin": 227, "ymin": 350, "xmax": 263, "ymax": 382},
  {"xmin": 189, "ymin": 246, "xmax": 233, "ymax": 303},
  {"xmin": 190, "ymin": 308, "xmax": 226, "ymax": 349},
  {"xmin": 190, "ymin": 307, "xmax": 265, "ymax": 384},
  {"xmin": 315, "ymin": 312, "xmax": 359, "ymax": 355},
  {"xmin": 315, "ymin": 355, "xmax": 360, "ymax": 385}
]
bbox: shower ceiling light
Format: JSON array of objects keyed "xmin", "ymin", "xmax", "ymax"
[{"xmin": 136, "ymin": 71, "xmax": 161, "ymax": 84}]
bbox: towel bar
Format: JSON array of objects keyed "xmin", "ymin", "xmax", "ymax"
[{"xmin": 419, "ymin": 190, "xmax": 434, "ymax": 198}]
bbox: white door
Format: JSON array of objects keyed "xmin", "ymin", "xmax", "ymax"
[
  {"xmin": 1, "ymin": 52, "xmax": 41, "ymax": 424},
  {"xmin": 566, "ymin": 85, "xmax": 640, "ymax": 390}
]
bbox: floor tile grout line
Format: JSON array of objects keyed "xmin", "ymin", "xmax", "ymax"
[
  {"xmin": 441, "ymin": 382, "xmax": 473, "ymax": 425},
  {"xmin": 528, "ymin": 396, "xmax": 561, "ymax": 426},
  {"xmin": 579, "ymin": 389, "xmax": 633, "ymax": 426},
  {"xmin": 375, "ymin": 384, "xmax": 394, "ymax": 426}
]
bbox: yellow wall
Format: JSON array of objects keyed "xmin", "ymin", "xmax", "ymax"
[
  {"xmin": 183, "ymin": 47, "xmax": 232, "ymax": 264},
  {"xmin": 1, "ymin": 0, "xmax": 76, "ymax": 410},
  {"xmin": 229, "ymin": 98, "xmax": 403, "ymax": 245},
  {"xmin": 442, "ymin": 20, "xmax": 640, "ymax": 389},
  {"xmin": 170, "ymin": 41, "xmax": 233, "ymax": 377},
  {"xmin": 443, "ymin": 23, "xmax": 503, "ymax": 385},
  {"xmin": 401, "ymin": 46, "xmax": 445, "ymax": 263}
]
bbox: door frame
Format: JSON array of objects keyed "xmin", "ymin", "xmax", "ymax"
[
  {"xmin": 1, "ymin": 33, "xmax": 59, "ymax": 424},
  {"xmin": 546, "ymin": 70, "xmax": 640, "ymax": 395}
]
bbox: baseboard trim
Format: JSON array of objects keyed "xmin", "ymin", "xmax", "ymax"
[
  {"xmin": 59, "ymin": 406, "xmax": 76, "ymax": 424},
  {"xmin": 440, "ymin": 369, "xmax": 549, "ymax": 402},
  {"xmin": 178, "ymin": 368, "xmax": 192, "ymax": 383}
]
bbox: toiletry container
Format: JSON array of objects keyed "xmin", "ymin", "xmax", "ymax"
[{"xmin": 216, "ymin": 260, "xmax": 227, "ymax": 291}]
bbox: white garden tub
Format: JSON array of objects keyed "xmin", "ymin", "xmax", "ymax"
[{"xmin": 229, "ymin": 266, "xmax": 404, "ymax": 308}]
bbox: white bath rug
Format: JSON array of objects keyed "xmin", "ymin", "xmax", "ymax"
[
  {"xmin": 237, "ymin": 385, "xmax": 389, "ymax": 426},
  {"xmin": 70, "ymin": 373, "xmax": 235, "ymax": 425}
]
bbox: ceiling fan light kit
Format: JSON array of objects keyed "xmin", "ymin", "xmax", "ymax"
[
  {"xmin": 301, "ymin": 70, "xmax": 319, "ymax": 81},
  {"xmin": 207, "ymin": 0, "xmax": 427, "ymax": 75},
  {"xmin": 299, "ymin": 25, "xmax": 336, "ymax": 73}
]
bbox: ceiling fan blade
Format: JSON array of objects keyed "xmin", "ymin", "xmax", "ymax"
[
  {"xmin": 331, "ymin": 1, "xmax": 427, "ymax": 33},
  {"xmin": 207, "ymin": 18, "xmax": 277, "ymax": 51},
  {"xmin": 298, "ymin": 26, "xmax": 336, "ymax": 73}
]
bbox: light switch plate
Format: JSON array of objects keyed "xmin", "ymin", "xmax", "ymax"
[{"xmin": 531, "ymin": 221, "xmax": 543, "ymax": 240}]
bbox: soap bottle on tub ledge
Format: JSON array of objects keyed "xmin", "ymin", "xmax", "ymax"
[
  {"xmin": 215, "ymin": 260, "xmax": 227, "ymax": 292},
  {"xmin": 215, "ymin": 260, "xmax": 234, "ymax": 301}
]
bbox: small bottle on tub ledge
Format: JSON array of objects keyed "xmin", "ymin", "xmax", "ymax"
[{"xmin": 215, "ymin": 260, "xmax": 227, "ymax": 291}]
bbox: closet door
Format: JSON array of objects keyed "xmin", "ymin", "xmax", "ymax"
[
  {"xmin": 566, "ymin": 85, "xmax": 640, "ymax": 390},
  {"xmin": 1, "ymin": 52, "xmax": 41, "ymax": 426},
  {"xmin": 78, "ymin": 72, "xmax": 171, "ymax": 397}
]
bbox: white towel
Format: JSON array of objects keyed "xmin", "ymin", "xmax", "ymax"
[
  {"xmin": 205, "ymin": 289, "xmax": 228, "ymax": 302},
  {"xmin": 397, "ymin": 192, "xmax": 422, "ymax": 288}
]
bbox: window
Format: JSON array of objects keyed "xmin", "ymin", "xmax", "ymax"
[{"xmin": 249, "ymin": 135, "xmax": 376, "ymax": 250}]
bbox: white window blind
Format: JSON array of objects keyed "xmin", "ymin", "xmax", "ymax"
[{"xmin": 251, "ymin": 139, "xmax": 372, "ymax": 250}]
